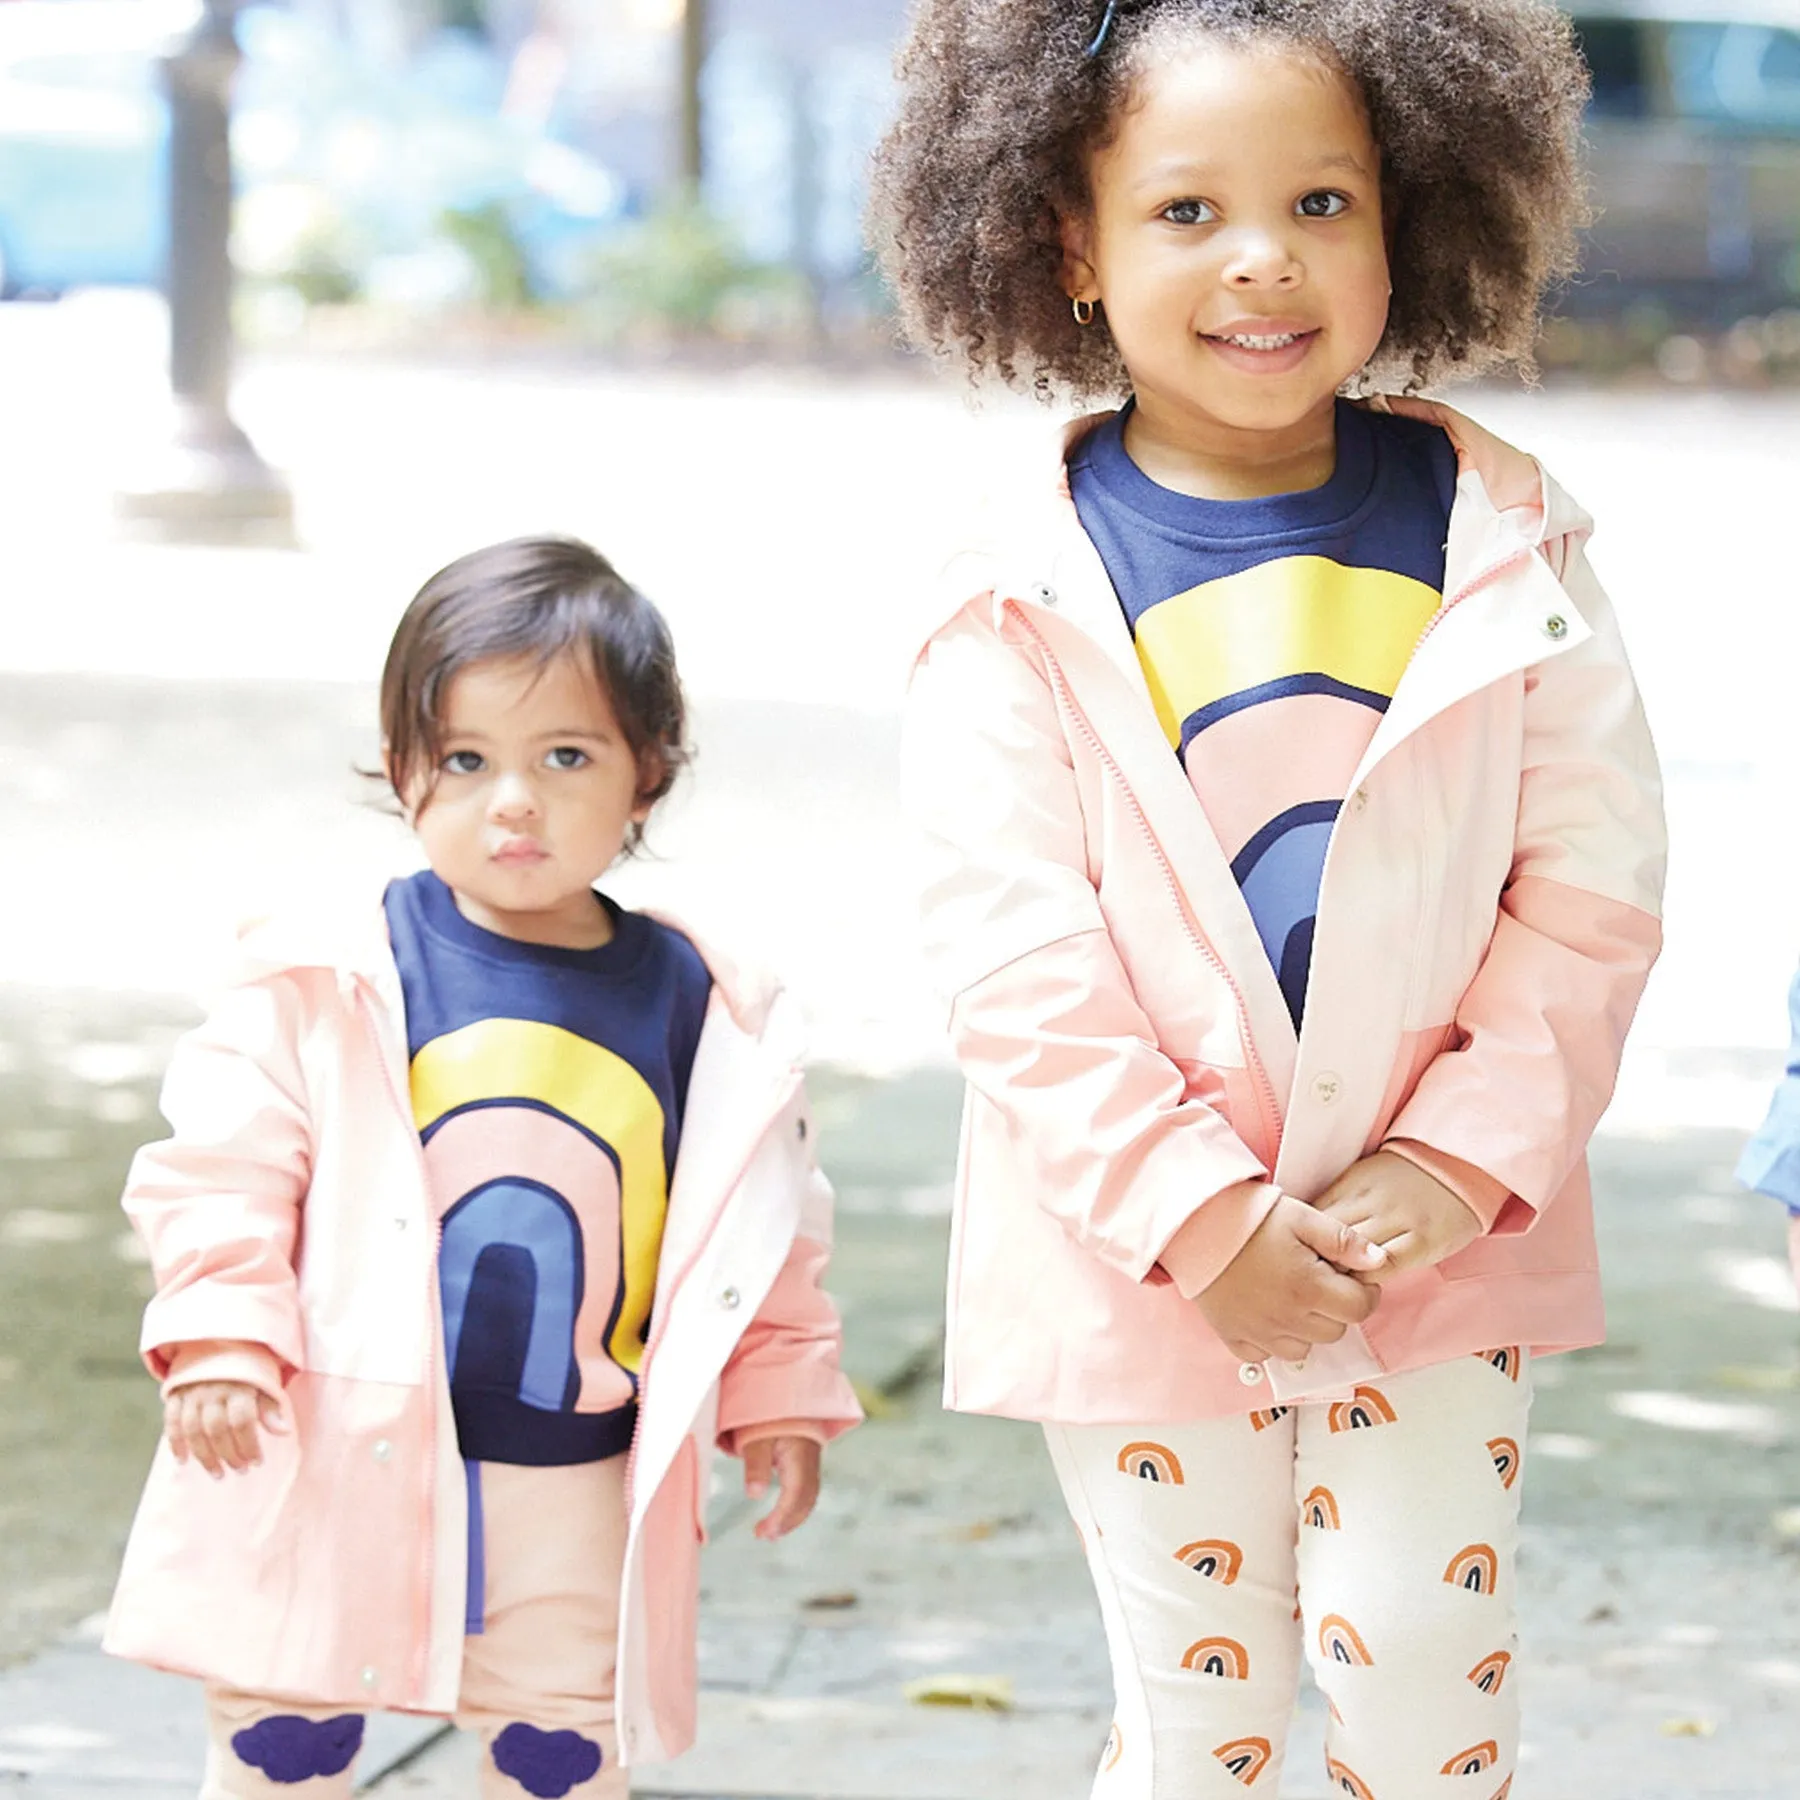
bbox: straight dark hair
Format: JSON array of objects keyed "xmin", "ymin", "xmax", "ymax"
[{"xmin": 380, "ymin": 536, "xmax": 689, "ymax": 852}]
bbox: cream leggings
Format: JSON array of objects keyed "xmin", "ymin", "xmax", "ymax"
[
  {"xmin": 1046, "ymin": 1353, "xmax": 1531, "ymax": 1800},
  {"xmin": 202, "ymin": 1460, "xmax": 628, "ymax": 1799}
]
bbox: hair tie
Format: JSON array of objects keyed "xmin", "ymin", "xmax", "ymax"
[{"xmin": 1085, "ymin": 0, "xmax": 1123, "ymax": 59}]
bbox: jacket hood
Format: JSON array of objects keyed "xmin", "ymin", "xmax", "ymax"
[
  {"xmin": 917, "ymin": 395, "xmax": 1592, "ymax": 662},
  {"xmin": 226, "ymin": 880, "xmax": 788, "ymax": 1044}
]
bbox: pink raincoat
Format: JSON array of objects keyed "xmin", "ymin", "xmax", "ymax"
[
  {"xmin": 103, "ymin": 896, "xmax": 861, "ymax": 1766},
  {"xmin": 901, "ymin": 400, "xmax": 1666, "ymax": 1422}
]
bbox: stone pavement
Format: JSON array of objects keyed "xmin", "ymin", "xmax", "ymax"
[{"xmin": 4, "ymin": 1113, "xmax": 1794, "ymax": 1800}]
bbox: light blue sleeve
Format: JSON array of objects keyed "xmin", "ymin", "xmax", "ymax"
[{"xmin": 1737, "ymin": 960, "xmax": 1800, "ymax": 1213}]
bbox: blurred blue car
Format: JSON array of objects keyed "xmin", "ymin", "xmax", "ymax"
[{"xmin": 0, "ymin": 0, "xmax": 629, "ymax": 301}]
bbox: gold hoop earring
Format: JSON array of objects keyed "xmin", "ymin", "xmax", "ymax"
[{"xmin": 1072, "ymin": 296, "xmax": 1097, "ymax": 327}]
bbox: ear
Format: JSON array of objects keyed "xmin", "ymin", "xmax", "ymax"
[
  {"xmin": 631, "ymin": 750, "xmax": 665, "ymax": 824},
  {"xmin": 1059, "ymin": 210, "xmax": 1100, "ymax": 306}
]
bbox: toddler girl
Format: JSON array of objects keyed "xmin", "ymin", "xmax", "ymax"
[
  {"xmin": 874, "ymin": 3, "xmax": 1665, "ymax": 1794},
  {"xmin": 105, "ymin": 536, "xmax": 861, "ymax": 1798}
]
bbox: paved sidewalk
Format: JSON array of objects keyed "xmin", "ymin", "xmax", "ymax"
[{"xmin": 0, "ymin": 1123, "xmax": 1795, "ymax": 1797}]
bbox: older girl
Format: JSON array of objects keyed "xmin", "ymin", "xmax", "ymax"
[{"xmin": 875, "ymin": 3, "xmax": 1665, "ymax": 1793}]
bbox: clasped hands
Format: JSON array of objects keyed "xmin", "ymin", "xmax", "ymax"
[{"xmin": 1195, "ymin": 1151, "xmax": 1483, "ymax": 1366}]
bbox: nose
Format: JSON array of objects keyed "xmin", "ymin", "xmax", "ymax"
[
  {"xmin": 1222, "ymin": 223, "xmax": 1302, "ymax": 290},
  {"xmin": 487, "ymin": 770, "xmax": 539, "ymax": 821}
]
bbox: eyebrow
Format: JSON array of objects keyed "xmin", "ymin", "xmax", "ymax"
[
  {"xmin": 439, "ymin": 726, "xmax": 612, "ymax": 742},
  {"xmin": 1135, "ymin": 150, "xmax": 1374, "ymax": 187}
]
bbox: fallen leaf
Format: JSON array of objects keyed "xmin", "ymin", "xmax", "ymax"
[
  {"xmin": 849, "ymin": 1380, "xmax": 898, "ymax": 1420},
  {"xmin": 903, "ymin": 1674, "xmax": 1015, "ymax": 1712},
  {"xmin": 802, "ymin": 1591, "xmax": 859, "ymax": 1611},
  {"xmin": 1714, "ymin": 1365, "xmax": 1800, "ymax": 1393},
  {"xmin": 1659, "ymin": 1717, "xmax": 1716, "ymax": 1738},
  {"xmin": 1584, "ymin": 1604, "xmax": 1618, "ymax": 1624}
]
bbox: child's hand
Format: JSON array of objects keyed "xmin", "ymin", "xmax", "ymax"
[
  {"xmin": 165, "ymin": 1380, "xmax": 286, "ymax": 1479},
  {"xmin": 1195, "ymin": 1196, "xmax": 1388, "ymax": 1365},
  {"xmin": 1312, "ymin": 1151, "xmax": 1482, "ymax": 1281},
  {"xmin": 742, "ymin": 1435, "xmax": 822, "ymax": 1542}
]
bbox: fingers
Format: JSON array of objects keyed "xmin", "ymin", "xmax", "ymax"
[
  {"xmin": 1293, "ymin": 1204, "xmax": 1390, "ymax": 1274},
  {"xmin": 754, "ymin": 1440, "xmax": 822, "ymax": 1543},
  {"xmin": 163, "ymin": 1392, "xmax": 192, "ymax": 1466},
  {"xmin": 164, "ymin": 1383, "xmax": 270, "ymax": 1479},
  {"xmin": 741, "ymin": 1438, "xmax": 774, "ymax": 1499}
]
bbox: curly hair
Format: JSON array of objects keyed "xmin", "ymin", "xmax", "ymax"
[{"xmin": 868, "ymin": 0, "xmax": 1592, "ymax": 398}]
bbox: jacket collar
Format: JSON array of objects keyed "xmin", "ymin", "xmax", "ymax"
[
  {"xmin": 919, "ymin": 394, "xmax": 1594, "ymax": 665},
  {"xmin": 224, "ymin": 879, "xmax": 794, "ymax": 1056}
]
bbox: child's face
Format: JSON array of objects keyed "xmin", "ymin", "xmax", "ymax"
[
  {"xmin": 397, "ymin": 651, "xmax": 652, "ymax": 947},
  {"xmin": 1065, "ymin": 35, "xmax": 1391, "ymax": 452}
]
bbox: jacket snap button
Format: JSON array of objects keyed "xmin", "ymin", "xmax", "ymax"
[
  {"xmin": 1029, "ymin": 581, "xmax": 1058, "ymax": 608},
  {"xmin": 1238, "ymin": 1362, "xmax": 1265, "ymax": 1386},
  {"xmin": 1312, "ymin": 1072, "xmax": 1342, "ymax": 1105},
  {"xmin": 360, "ymin": 1666, "xmax": 378, "ymax": 1688},
  {"xmin": 1543, "ymin": 614, "xmax": 1569, "ymax": 641},
  {"xmin": 373, "ymin": 1439, "xmax": 393, "ymax": 1463},
  {"xmin": 719, "ymin": 1286, "xmax": 742, "ymax": 1310}
]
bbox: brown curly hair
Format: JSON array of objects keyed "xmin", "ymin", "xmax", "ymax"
[{"xmin": 868, "ymin": 0, "xmax": 1593, "ymax": 398}]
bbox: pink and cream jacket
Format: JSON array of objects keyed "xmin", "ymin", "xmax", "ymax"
[
  {"xmin": 901, "ymin": 400, "xmax": 1666, "ymax": 1423},
  {"xmin": 103, "ymin": 896, "xmax": 861, "ymax": 1765}
]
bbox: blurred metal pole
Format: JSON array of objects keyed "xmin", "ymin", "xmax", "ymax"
[
  {"xmin": 677, "ymin": 0, "xmax": 708, "ymax": 196},
  {"xmin": 116, "ymin": 0, "xmax": 293, "ymax": 540}
]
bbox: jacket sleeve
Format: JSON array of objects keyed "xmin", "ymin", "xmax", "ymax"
[
  {"xmin": 1384, "ymin": 543, "xmax": 1666, "ymax": 1231},
  {"xmin": 715, "ymin": 1089, "xmax": 862, "ymax": 1455},
  {"xmin": 901, "ymin": 602, "xmax": 1275, "ymax": 1289},
  {"xmin": 125, "ymin": 977, "xmax": 315, "ymax": 1381},
  {"xmin": 1736, "ymin": 960, "xmax": 1800, "ymax": 1213}
]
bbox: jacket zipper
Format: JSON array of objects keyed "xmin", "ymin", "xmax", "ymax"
[
  {"xmin": 1417, "ymin": 547, "xmax": 1531, "ymax": 647},
  {"xmin": 359, "ymin": 982, "xmax": 442, "ymax": 1711},
  {"xmin": 1006, "ymin": 603, "xmax": 1285, "ymax": 1158}
]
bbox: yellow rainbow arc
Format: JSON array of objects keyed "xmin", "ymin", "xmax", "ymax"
[{"xmin": 410, "ymin": 1017, "xmax": 666, "ymax": 1375}]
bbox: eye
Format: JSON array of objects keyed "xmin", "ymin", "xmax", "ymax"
[
  {"xmin": 1297, "ymin": 190, "xmax": 1350, "ymax": 219},
  {"xmin": 1161, "ymin": 198, "xmax": 1217, "ymax": 226},
  {"xmin": 442, "ymin": 750, "xmax": 484, "ymax": 775},
  {"xmin": 546, "ymin": 746, "xmax": 590, "ymax": 770}
]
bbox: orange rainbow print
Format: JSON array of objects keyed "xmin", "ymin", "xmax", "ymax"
[
  {"xmin": 1327, "ymin": 1386, "xmax": 1397, "ymax": 1432},
  {"xmin": 1213, "ymin": 1737, "xmax": 1272, "ymax": 1785},
  {"xmin": 1100, "ymin": 1723, "xmax": 1122, "ymax": 1773},
  {"xmin": 1441, "ymin": 1741, "xmax": 1500, "ymax": 1776},
  {"xmin": 1182, "ymin": 1637, "xmax": 1250, "ymax": 1679},
  {"xmin": 1488, "ymin": 1438, "xmax": 1521, "ymax": 1489},
  {"xmin": 1318, "ymin": 1614, "xmax": 1374, "ymax": 1666},
  {"xmin": 1175, "ymin": 1539, "xmax": 1243, "ymax": 1584},
  {"xmin": 1474, "ymin": 1346, "xmax": 1522, "ymax": 1382},
  {"xmin": 1301, "ymin": 1485, "xmax": 1341, "ymax": 1529},
  {"xmin": 1444, "ymin": 1543, "xmax": 1499, "ymax": 1593},
  {"xmin": 1117, "ymin": 1441, "xmax": 1185, "ymax": 1484},
  {"xmin": 1249, "ymin": 1406, "xmax": 1290, "ymax": 1432},
  {"xmin": 1467, "ymin": 1650, "xmax": 1512, "ymax": 1694},
  {"xmin": 1325, "ymin": 1758, "xmax": 1377, "ymax": 1798}
]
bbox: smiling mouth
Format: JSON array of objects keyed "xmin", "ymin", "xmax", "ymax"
[{"xmin": 1207, "ymin": 329, "xmax": 1316, "ymax": 351}]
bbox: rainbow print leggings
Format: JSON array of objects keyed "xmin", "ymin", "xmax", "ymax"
[{"xmin": 1046, "ymin": 1352, "xmax": 1531, "ymax": 1799}]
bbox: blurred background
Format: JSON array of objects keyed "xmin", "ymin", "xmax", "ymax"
[{"xmin": 2, "ymin": 3, "xmax": 1800, "ymax": 1797}]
